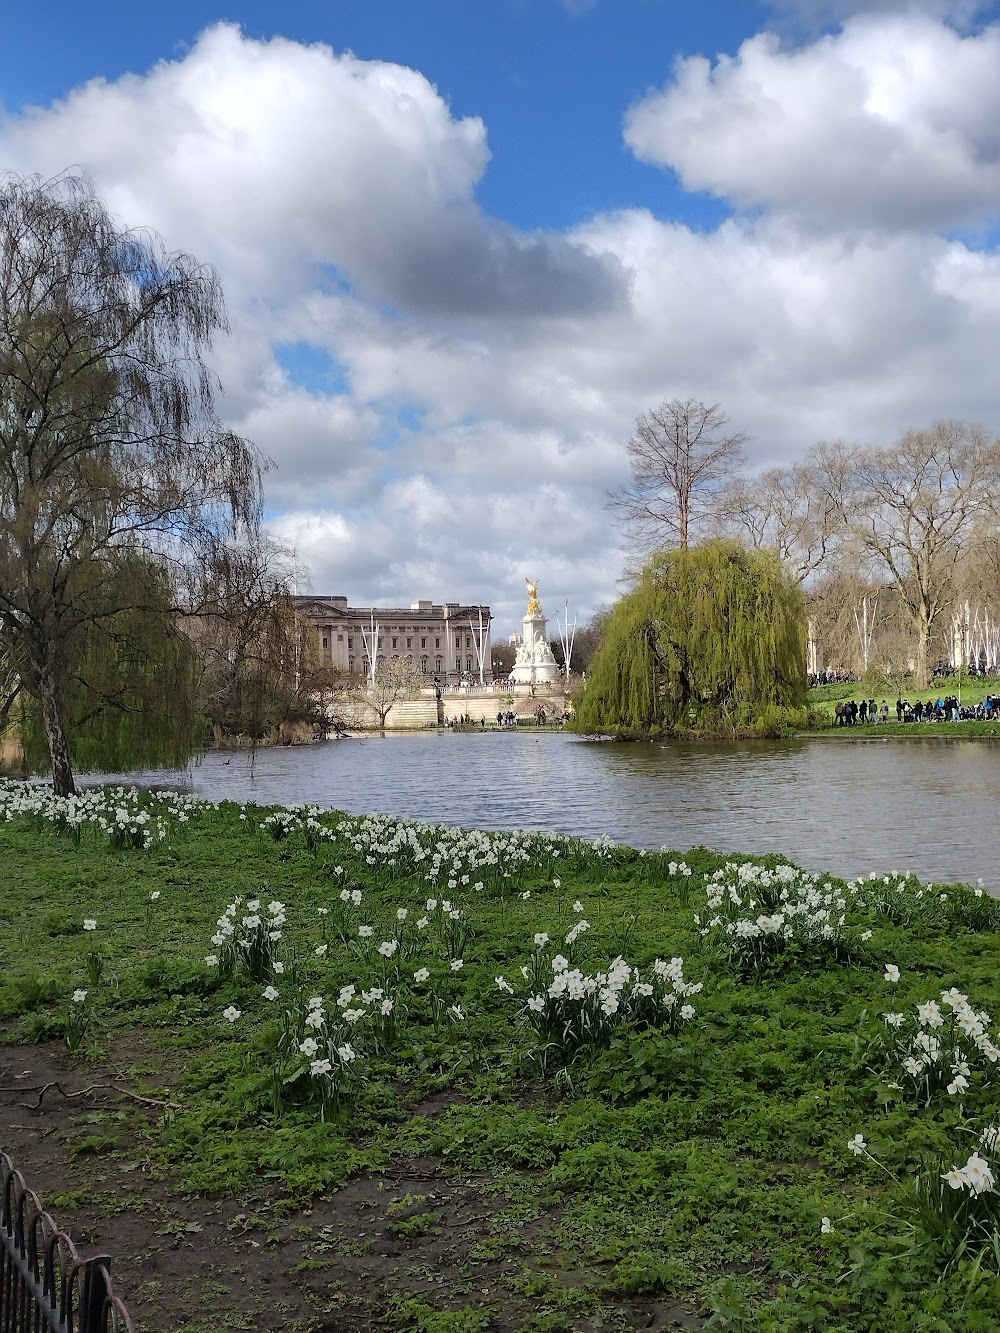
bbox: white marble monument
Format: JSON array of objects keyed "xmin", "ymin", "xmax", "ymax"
[{"xmin": 512, "ymin": 579, "xmax": 560, "ymax": 686}]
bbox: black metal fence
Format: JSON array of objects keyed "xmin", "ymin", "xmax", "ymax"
[{"xmin": 1, "ymin": 1148, "xmax": 134, "ymax": 1332}]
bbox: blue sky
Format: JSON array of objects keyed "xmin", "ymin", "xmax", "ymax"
[
  {"xmin": 4, "ymin": 1, "xmax": 1000, "ymax": 627},
  {"xmin": 2, "ymin": 1, "xmax": 772, "ymax": 231}
]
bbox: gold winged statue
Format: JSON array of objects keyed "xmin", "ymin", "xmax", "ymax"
[{"xmin": 525, "ymin": 578, "xmax": 541, "ymax": 616}]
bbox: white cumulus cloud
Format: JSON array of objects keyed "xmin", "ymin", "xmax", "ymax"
[
  {"xmin": 3, "ymin": 18, "xmax": 1000, "ymax": 627},
  {"xmin": 625, "ymin": 12, "xmax": 1000, "ymax": 230}
]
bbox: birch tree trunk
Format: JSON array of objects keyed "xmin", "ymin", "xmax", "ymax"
[{"xmin": 37, "ymin": 663, "xmax": 75, "ymax": 796}]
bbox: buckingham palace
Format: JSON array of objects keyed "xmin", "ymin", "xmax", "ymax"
[{"xmin": 293, "ymin": 595, "xmax": 493, "ymax": 685}]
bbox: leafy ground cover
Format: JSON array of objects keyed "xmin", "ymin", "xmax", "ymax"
[{"xmin": 2, "ymin": 781, "xmax": 1000, "ymax": 1331}]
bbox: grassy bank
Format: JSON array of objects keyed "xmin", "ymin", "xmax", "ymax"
[
  {"xmin": 805, "ymin": 676, "xmax": 1000, "ymax": 737},
  {"xmin": 2, "ymin": 782, "xmax": 1000, "ymax": 1331}
]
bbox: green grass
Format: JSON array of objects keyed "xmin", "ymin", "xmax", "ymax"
[{"xmin": 2, "ymin": 783, "xmax": 1000, "ymax": 1330}]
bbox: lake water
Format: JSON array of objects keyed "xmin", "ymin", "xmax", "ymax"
[{"xmin": 83, "ymin": 731, "xmax": 1000, "ymax": 891}]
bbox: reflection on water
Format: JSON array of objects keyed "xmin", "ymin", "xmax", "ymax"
[{"xmin": 82, "ymin": 732, "xmax": 1000, "ymax": 890}]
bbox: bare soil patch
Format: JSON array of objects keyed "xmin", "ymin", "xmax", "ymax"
[{"xmin": 0, "ymin": 1039, "xmax": 704, "ymax": 1332}]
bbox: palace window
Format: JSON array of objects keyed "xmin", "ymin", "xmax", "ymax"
[
  {"xmin": 421, "ymin": 657, "xmax": 428, "ymax": 672},
  {"xmin": 421, "ymin": 637, "xmax": 426, "ymax": 648},
  {"xmin": 348, "ymin": 636, "xmax": 353, "ymax": 649},
  {"xmin": 322, "ymin": 637, "xmax": 328, "ymax": 649},
  {"xmin": 406, "ymin": 637, "xmax": 412, "ymax": 649},
  {"xmin": 435, "ymin": 638, "xmax": 440, "ymax": 648},
  {"xmin": 392, "ymin": 637, "xmax": 397, "ymax": 649}
]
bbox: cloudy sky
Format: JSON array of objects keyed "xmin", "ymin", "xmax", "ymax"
[{"xmin": 3, "ymin": 0, "xmax": 1000, "ymax": 631}]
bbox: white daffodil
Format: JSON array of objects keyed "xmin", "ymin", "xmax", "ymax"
[{"xmin": 962, "ymin": 1152, "xmax": 996, "ymax": 1195}]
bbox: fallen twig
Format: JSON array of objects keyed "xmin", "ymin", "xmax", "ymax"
[{"xmin": 12, "ymin": 1080, "xmax": 181, "ymax": 1112}]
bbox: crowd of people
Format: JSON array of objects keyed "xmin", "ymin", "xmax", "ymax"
[
  {"xmin": 834, "ymin": 695, "xmax": 998, "ymax": 725},
  {"xmin": 809, "ymin": 669, "xmax": 859, "ymax": 687},
  {"xmin": 812, "ymin": 662, "xmax": 997, "ymax": 690},
  {"xmin": 442, "ymin": 707, "xmax": 572, "ymax": 729}
]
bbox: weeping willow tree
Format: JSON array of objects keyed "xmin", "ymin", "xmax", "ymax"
[
  {"xmin": 0, "ymin": 172, "xmax": 263, "ymax": 793},
  {"xmin": 574, "ymin": 540, "xmax": 808, "ymax": 737},
  {"xmin": 16, "ymin": 556, "xmax": 199, "ymax": 775}
]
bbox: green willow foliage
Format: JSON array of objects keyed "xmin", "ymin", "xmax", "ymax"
[
  {"xmin": 20, "ymin": 558, "xmax": 199, "ymax": 775},
  {"xmin": 574, "ymin": 540, "xmax": 808, "ymax": 737}
]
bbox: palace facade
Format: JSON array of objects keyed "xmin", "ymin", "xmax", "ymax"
[{"xmin": 293, "ymin": 596, "xmax": 493, "ymax": 685}]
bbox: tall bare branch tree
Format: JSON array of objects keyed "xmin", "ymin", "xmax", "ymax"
[
  {"xmin": 363, "ymin": 655, "xmax": 424, "ymax": 730},
  {"xmin": 812, "ymin": 422, "xmax": 1000, "ymax": 689},
  {"xmin": 182, "ymin": 535, "xmax": 334, "ymax": 742},
  {"xmin": 608, "ymin": 398, "xmax": 748, "ymax": 552},
  {"xmin": 0, "ymin": 172, "xmax": 263, "ymax": 794},
  {"xmin": 712, "ymin": 463, "xmax": 841, "ymax": 584}
]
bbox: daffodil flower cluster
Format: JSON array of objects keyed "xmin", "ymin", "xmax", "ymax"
[
  {"xmin": 498, "ymin": 935, "xmax": 701, "ymax": 1068},
  {"xmin": 846, "ymin": 1121, "xmax": 1000, "ymax": 1255},
  {"xmin": 207, "ymin": 894, "xmax": 287, "ymax": 982},
  {"xmin": 321, "ymin": 811, "xmax": 575, "ymax": 897},
  {"xmin": 260, "ymin": 810, "xmax": 304, "ymax": 841},
  {"xmin": 876, "ymin": 987, "xmax": 1000, "ymax": 1106},
  {"xmin": 275, "ymin": 992, "xmax": 372, "ymax": 1116},
  {"xmin": 695, "ymin": 860, "xmax": 863, "ymax": 972},
  {"xmin": 0, "ymin": 780, "xmax": 187, "ymax": 849},
  {"xmin": 849, "ymin": 871, "xmax": 1000, "ymax": 933},
  {"xmin": 941, "ymin": 1150, "xmax": 996, "ymax": 1196},
  {"xmin": 346, "ymin": 894, "xmax": 468, "ymax": 969}
]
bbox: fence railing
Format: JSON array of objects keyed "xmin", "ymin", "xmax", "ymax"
[{"xmin": 1, "ymin": 1147, "xmax": 134, "ymax": 1332}]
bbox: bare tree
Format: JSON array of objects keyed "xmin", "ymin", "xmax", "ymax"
[
  {"xmin": 813, "ymin": 422, "xmax": 1000, "ymax": 689},
  {"xmin": 183, "ymin": 535, "xmax": 333, "ymax": 742},
  {"xmin": 608, "ymin": 398, "xmax": 748, "ymax": 551},
  {"xmin": 362, "ymin": 656, "xmax": 424, "ymax": 729},
  {"xmin": 713, "ymin": 463, "xmax": 840, "ymax": 584},
  {"xmin": 0, "ymin": 172, "xmax": 262, "ymax": 793}
]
